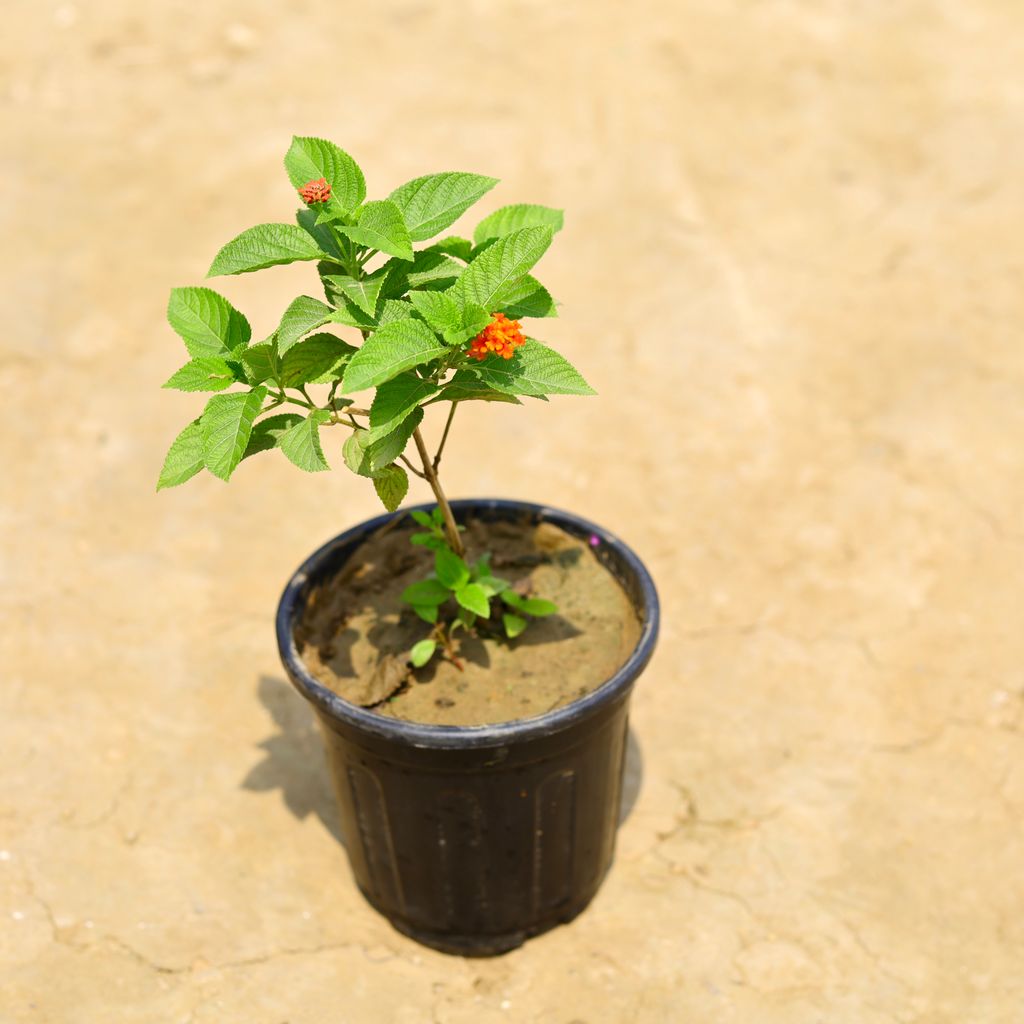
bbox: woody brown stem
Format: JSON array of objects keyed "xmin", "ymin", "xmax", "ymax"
[{"xmin": 413, "ymin": 426, "xmax": 465, "ymax": 558}]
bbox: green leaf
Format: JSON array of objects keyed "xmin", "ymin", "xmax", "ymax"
[
  {"xmin": 384, "ymin": 250, "xmax": 461, "ymax": 295},
  {"xmin": 296, "ymin": 207, "xmax": 346, "ymax": 261},
  {"xmin": 501, "ymin": 592, "xmax": 556, "ymax": 615},
  {"xmin": 503, "ymin": 613, "xmax": 528, "ymax": 639},
  {"xmin": 473, "ymin": 203, "xmax": 564, "ymax": 246},
  {"xmin": 469, "ymin": 339, "xmax": 595, "ymax": 396},
  {"xmin": 455, "ymin": 582, "xmax": 490, "ymax": 617},
  {"xmin": 284, "ymin": 136, "xmax": 366, "ymax": 214},
  {"xmin": 277, "ymin": 296, "xmax": 334, "ymax": 356},
  {"xmin": 410, "ymin": 510, "xmax": 434, "ymax": 528},
  {"xmin": 167, "ymin": 287, "xmax": 251, "ymax": 358},
  {"xmin": 240, "ymin": 342, "xmax": 280, "ymax": 386},
  {"xmin": 208, "ymin": 224, "xmax": 327, "ymax": 277},
  {"xmin": 162, "ymin": 357, "xmax": 240, "ymax": 392},
  {"xmin": 200, "ymin": 387, "xmax": 268, "ymax": 481},
  {"xmin": 342, "ymin": 430, "xmax": 373, "ymax": 477},
  {"xmin": 442, "ymin": 303, "xmax": 491, "ymax": 347},
  {"xmin": 157, "ymin": 419, "xmax": 205, "ymax": 490},
  {"xmin": 435, "ymin": 548, "xmax": 470, "ymax": 590},
  {"xmin": 365, "ymin": 407, "xmax": 423, "ymax": 471},
  {"xmin": 411, "ymin": 604, "xmax": 439, "ymax": 624},
  {"xmin": 280, "ymin": 333, "xmax": 356, "ymax": 386},
  {"xmin": 373, "ymin": 463, "xmax": 409, "ymax": 512},
  {"xmin": 427, "ymin": 235, "xmax": 474, "ymax": 262},
  {"xmin": 370, "ymin": 374, "xmax": 441, "ymax": 436},
  {"xmin": 389, "ymin": 172, "xmax": 499, "ymax": 241},
  {"xmin": 341, "ymin": 319, "xmax": 447, "ymax": 392},
  {"xmin": 493, "ymin": 274, "xmax": 557, "ymax": 319},
  {"xmin": 521, "ymin": 597, "xmax": 558, "ymax": 616},
  {"xmin": 320, "ymin": 264, "xmax": 393, "ymax": 317},
  {"xmin": 279, "ymin": 409, "xmax": 331, "ymax": 472},
  {"xmin": 476, "ymin": 575, "xmax": 508, "ymax": 597},
  {"xmin": 243, "ymin": 412, "xmax": 304, "ymax": 458},
  {"xmin": 409, "ymin": 638, "xmax": 437, "ymax": 668},
  {"xmin": 338, "ymin": 200, "xmax": 413, "ymax": 261},
  {"xmin": 454, "ymin": 226, "xmax": 553, "ymax": 312},
  {"xmin": 408, "ymin": 290, "xmax": 463, "ymax": 335},
  {"xmin": 431, "ymin": 379, "xmax": 521, "ymax": 405},
  {"xmin": 401, "ymin": 578, "xmax": 451, "ymax": 605},
  {"xmin": 342, "ymin": 408, "xmax": 423, "ymax": 476}
]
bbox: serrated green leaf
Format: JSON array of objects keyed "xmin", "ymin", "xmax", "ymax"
[
  {"xmin": 469, "ymin": 339, "xmax": 594, "ymax": 396},
  {"xmin": 338, "ymin": 200, "xmax": 413, "ymax": 261},
  {"xmin": 401, "ymin": 578, "xmax": 451, "ymax": 605},
  {"xmin": 243, "ymin": 412, "xmax": 304, "ymax": 458},
  {"xmin": 373, "ymin": 463, "xmax": 408, "ymax": 512},
  {"xmin": 389, "ymin": 172, "xmax": 499, "ymax": 241},
  {"xmin": 321, "ymin": 264, "xmax": 393, "ymax": 317},
  {"xmin": 370, "ymin": 374, "xmax": 441, "ymax": 436},
  {"xmin": 167, "ymin": 287, "xmax": 251, "ymax": 358},
  {"xmin": 284, "ymin": 136, "xmax": 366, "ymax": 214},
  {"xmin": 493, "ymin": 274, "xmax": 557, "ymax": 319},
  {"xmin": 384, "ymin": 250, "xmax": 461, "ymax": 295},
  {"xmin": 427, "ymin": 235, "xmax": 474, "ymax": 262},
  {"xmin": 208, "ymin": 224, "xmax": 327, "ymax": 277},
  {"xmin": 435, "ymin": 548, "xmax": 470, "ymax": 590},
  {"xmin": 454, "ymin": 226, "xmax": 553, "ymax": 312},
  {"xmin": 503, "ymin": 613, "xmax": 528, "ymax": 638},
  {"xmin": 157, "ymin": 419, "xmax": 205, "ymax": 490},
  {"xmin": 366, "ymin": 407, "xmax": 423, "ymax": 471},
  {"xmin": 280, "ymin": 333, "xmax": 356, "ymax": 386},
  {"xmin": 277, "ymin": 295, "xmax": 334, "ymax": 356},
  {"xmin": 162, "ymin": 357, "xmax": 240, "ymax": 392},
  {"xmin": 409, "ymin": 638, "xmax": 437, "ymax": 667},
  {"xmin": 520, "ymin": 597, "xmax": 558, "ymax": 616},
  {"xmin": 240, "ymin": 341, "xmax": 280, "ymax": 386},
  {"xmin": 200, "ymin": 387, "xmax": 268, "ymax": 480},
  {"xmin": 296, "ymin": 207, "xmax": 346, "ymax": 261},
  {"xmin": 342, "ymin": 430, "xmax": 373, "ymax": 477},
  {"xmin": 455, "ymin": 582, "xmax": 490, "ymax": 617},
  {"xmin": 431, "ymin": 379, "xmax": 522, "ymax": 405},
  {"xmin": 473, "ymin": 204, "xmax": 564, "ymax": 246},
  {"xmin": 442, "ymin": 303, "xmax": 491, "ymax": 347},
  {"xmin": 408, "ymin": 290, "xmax": 463, "ymax": 335},
  {"xmin": 342, "ymin": 319, "xmax": 447, "ymax": 392},
  {"xmin": 279, "ymin": 409, "xmax": 331, "ymax": 472}
]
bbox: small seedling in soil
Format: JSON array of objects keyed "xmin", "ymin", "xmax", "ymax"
[{"xmin": 401, "ymin": 507, "xmax": 557, "ymax": 668}]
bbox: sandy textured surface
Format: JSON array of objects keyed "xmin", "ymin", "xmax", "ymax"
[{"xmin": 4, "ymin": 1, "xmax": 1024, "ymax": 1020}]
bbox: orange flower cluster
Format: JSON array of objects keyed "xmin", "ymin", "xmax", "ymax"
[
  {"xmin": 467, "ymin": 312, "xmax": 526, "ymax": 361},
  {"xmin": 298, "ymin": 177, "xmax": 331, "ymax": 204}
]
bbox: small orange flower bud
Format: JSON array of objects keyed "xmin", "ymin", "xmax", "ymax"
[
  {"xmin": 298, "ymin": 177, "xmax": 331, "ymax": 204},
  {"xmin": 467, "ymin": 312, "xmax": 526, "ymax": 362}
]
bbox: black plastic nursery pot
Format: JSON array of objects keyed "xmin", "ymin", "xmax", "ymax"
[{"xmin": 276, "ymin": 499, "xmax": 659, "ymax": 956}]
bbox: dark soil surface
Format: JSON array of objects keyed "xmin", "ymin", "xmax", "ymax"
[{"xmin": 294, "ymin": 515, "xmax": 641, "ymax": 726}]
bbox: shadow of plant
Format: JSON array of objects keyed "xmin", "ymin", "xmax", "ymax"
[{"xmin": 242, "ymin": 675, "xmax": 345, "ymax": 845}]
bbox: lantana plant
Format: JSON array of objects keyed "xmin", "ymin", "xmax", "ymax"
[{"xmin": 158, "ymin": 136, "xmax": 594, "ymax": 662}]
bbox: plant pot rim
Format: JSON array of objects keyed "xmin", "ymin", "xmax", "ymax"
[{"xmin": 276, "ymin": 497, "xmax": 659, "ymax": 749}]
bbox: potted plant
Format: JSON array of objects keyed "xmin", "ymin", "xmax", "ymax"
[{"xmin": 158, "ymin": 136, "xmax": 659, "ymax": 955}]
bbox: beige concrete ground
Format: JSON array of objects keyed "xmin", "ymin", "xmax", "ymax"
[{"xmin": 3, "ymin": 0, "xmax": 1024, "ymax": 1020}]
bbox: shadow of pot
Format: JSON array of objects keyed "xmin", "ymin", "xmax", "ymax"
[{"xmin": 276, "ymin": 498, "xmax": 659, "ymax": 956}]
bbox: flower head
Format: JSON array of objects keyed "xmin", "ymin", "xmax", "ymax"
[
  {"xmin": 467, "ymin": 312, "xmax": 526, "ymax": 361},
  {"xmin": 298, "ymin": 177, "xmax": 331, "ymax": 204}
]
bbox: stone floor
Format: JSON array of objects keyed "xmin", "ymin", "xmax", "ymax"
[{"xmin": 4, "ymin": 1, "xmax": 1024, "ymax": 1020}]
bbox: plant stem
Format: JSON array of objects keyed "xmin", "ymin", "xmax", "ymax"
[
  {"xmin": 413, "ymin": 426, "xmax": 464, "ymax": 558},
  {"xmin": 433, "ymin": 402, "xmax": 458, "ymax": 471}
]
